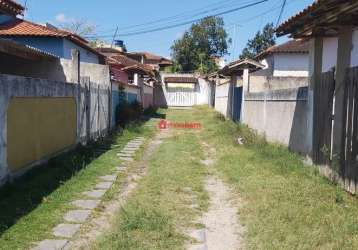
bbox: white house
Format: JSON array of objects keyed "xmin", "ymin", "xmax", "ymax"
[{"xmin": 254, "ymin": 39, "xmax": 309, "ymax": 77}]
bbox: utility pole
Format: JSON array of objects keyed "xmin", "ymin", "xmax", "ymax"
[{"xmin": 111, "ymin": 27, "xmax": 119, "ymax": 48}]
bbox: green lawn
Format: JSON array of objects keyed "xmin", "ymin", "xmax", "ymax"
[
  {"xmin": 3, "ymin": 107, "xmax": 358, "ymax": 250},
  {"xmin": 94, "ymin": 111, "xmax": 209, "ymax": 250},
  {"xmin": 96, "ymin": 106, "xmax": 358, "ymax": 250},
  {"xmin": 0, "ymin": 120, "xmax": 156, "ymax": 250},
  {"xmin": 192, "ymin": 106, "xmax": 358, "ymax": 250}
]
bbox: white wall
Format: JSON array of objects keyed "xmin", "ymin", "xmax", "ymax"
[
  {"xmin": 197, "ymin": 78, "xmax": 210, "ymax": 105},
  {"xmin": 215, "ymin": 82, "xmax": 230, "ymax": 116},
  {"xmin": 351, "ymin": 30, "xmax": 358, "ymax": 67},
  {"xmin": 63, "ymin": 39, "xmax": 100, "ymax": 64},
  {"xmin": 273, "ymin": 53, "xmax": 309, "ymax": 77},
  {"xmin": 59, "ymin": 58, "xmax": 110, "ymax": 86},
  {"xmin": 322, "ymin": 37, "xmax": 338, "ymax": 72}
]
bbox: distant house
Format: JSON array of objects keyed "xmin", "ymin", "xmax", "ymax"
[
  {"xmin": 255, "ymin": 39, "xmax": 309, "ymax": 77},
  {"xmin": 98, "ymin": 47, "xmax": 155, "ymax": 89},
  {"xmin": 227, "ymin": 40, "xmax": 309, "ymax": 93},
  {"xmin": 157, "ymin": 73, "xmax": 212, "ymax": 108},
  {"xmin": 98, "ymin": 47, "xmax": 156, "ymax": 126},
  {"xmin": 124, "ymin": 51, "xmax": 172, "ymax": 71}
]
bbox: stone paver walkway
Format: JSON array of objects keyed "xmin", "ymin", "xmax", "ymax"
[{"xmin": 32, "ymin": 137, "xmax": 146, "ymax": 250}]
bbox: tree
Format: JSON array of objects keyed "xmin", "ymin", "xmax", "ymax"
[
  {"xmin": 171, "ymin": 16, "xmax": 231, "ymax": 73},
  {"xmin": 239, "ymin": 23, "xmax": 276, "ymax": 60},
  {"xmin": 60, "ymin": 19, "xmax": 104, "ymax": 48},
  {"xmin": 60, "ymin": 19, "xmax": 96, "ymax": 37}
]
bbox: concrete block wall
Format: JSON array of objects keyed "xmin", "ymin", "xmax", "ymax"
[
  {"xmin": 215, "ymin": 82, "xmax": 230, "ymax": 116},
  {"xmin": 0, "ymin": 74, "xmax": 111, "ymax": 185},
  {"xmin": 143, "ymin": 85, "xmax": 154, "ymax": 109},
  {"xmin": 249, "ymin": 76, "xmax": 308, "ymax": 93},
  {"xmin": 197, "ymin": 78, "xmax": 210, "ymax": 105},
  {"xmin": 243, "ymin": 87, "xmax": 311, "ymax": 154}
]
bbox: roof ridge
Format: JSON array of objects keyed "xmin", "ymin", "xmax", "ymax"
[
  {"xmin": 0, "ymin": 18, "xmax": 103, "ymax": 58},
  {"xmin": 18, "ymin": 19, "xmax": 89, "ymax": 44}
]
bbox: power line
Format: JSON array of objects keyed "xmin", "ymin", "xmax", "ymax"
[
  {"xmin": 110, "ymin": 0, "xmax": 244, "ymax": 32},
  {"xmin": 87, "ymin": 0, "xmax": 268, "ymax": 39},
  {"xmin": 92, "ymin": 0, "xmax": 256, "ymax": 36},
  {"xmin": 275, "ymin": 0, "xmax": 287, "ymax": 27}
]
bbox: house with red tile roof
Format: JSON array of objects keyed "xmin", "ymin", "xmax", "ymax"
[
  {"xmin": 97, "ymin": 47, "xmax": 156, "ymax": 125},
  {"xmin": 0, "ymin": 1, "xmax": 104, "ymax": 64},
  {"xmin": 0, "ymin": 19, "xmax": 104, "ymax": 64},
  {"xmin": 124, "ymin": 51, "xmax": 172, "ymax": 71},
  {"xmin": 0, "ymin": 0, "xmax": 111, "ymax": 86},
  {"xmin": 98, "ymin": 47, "xmax": 155, "ymax": 86}
]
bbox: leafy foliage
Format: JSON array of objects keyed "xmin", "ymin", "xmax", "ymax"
[
  {"xmin": 171, "ymin": 16, "xmax": 231, "ymax": 73},
  {"xmin": 240, "ymin": 23, "xmax": 276, "ymax": 60},
  {"xmin": 116, "ymin": 100, "xmax": 144, "ymax": 127}
]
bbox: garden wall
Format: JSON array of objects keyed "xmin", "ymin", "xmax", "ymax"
[
  {"xmin": 0, "ymin": 74, "xmax": 110, "ymax": 185},
  {"xmin": 243, "ymin": 87, "xmax": 311, "ymax": 154}
]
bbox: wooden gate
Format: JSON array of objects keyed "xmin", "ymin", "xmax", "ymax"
[
  {"xmin": 312, "ymin": 71, "xmax": 335, "ymax": 164},
  {"xmin": 166, "ymin": 87, "xmax": 196, "ymax": 107},
  {"xmin": 341, "ymin": 66, "xmax": 358, "ymax": 180}
]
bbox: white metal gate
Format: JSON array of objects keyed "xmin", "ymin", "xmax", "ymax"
[{"xmin": 166, "ymin": 87, "xmax": 196, "ymax": 107}]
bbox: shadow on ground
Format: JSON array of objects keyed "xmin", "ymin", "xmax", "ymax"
[{"xmin": 0, "ymin": 111, "xmax": 163, "ymax": 236}]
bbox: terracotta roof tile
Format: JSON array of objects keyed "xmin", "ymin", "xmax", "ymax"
[
  {"xmin": 0, "ymin": 19, "xmax": 104, "ymax": 58},
  {"xmin": 276, "ymin": 0, "xmax": 358, "ymax": 37},
  {"xmin": 127, "ymin": 51, "xmax": 172, "ymax": 65},
  {"xmin": 108, "ymin": 54, "xmax": 140, "ymax": 67},
  {"xmin": 107, "ymin": 54, "xmax": 155, "ymax": 77},
  {"xmin": 256, "ymin": 40, "xmax": 309, "ymax": 59}
]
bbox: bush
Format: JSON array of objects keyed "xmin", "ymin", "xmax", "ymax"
[
  {"xmin": 215, "ymin": 112, "xmax": 226, "ymax": 122},
  {"xmin": 143, "ymin": 106, "xmax": 157, "ymax": 116},
  {"xmin": 116, "ymin": 100, "xmax": 143, "ymax": 127}
]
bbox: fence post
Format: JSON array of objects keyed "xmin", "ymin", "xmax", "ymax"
[
  {"xmin": 0, "ymin": 78, "xmax": 9, "ymax": 185},
  {"xmin": 332, "ymin": 26, "xmax": 352, "ymax": 174},
  {"xmin": 309, "ymin": 37, "xmax": 323, "ymax": 161}
]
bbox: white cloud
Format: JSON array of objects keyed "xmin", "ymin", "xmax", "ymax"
[{"xmin": 55, "ymin": 13, "xmax": 73, "ymax": 23}]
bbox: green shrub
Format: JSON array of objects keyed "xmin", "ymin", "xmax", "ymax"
[
  {"xmin": 215, "ymin": 112, "xmax": 226, "ymax": 121},
  {"xmin": 116, "ymin": 100, "xmax": 143, "ymax": 127},
  {"xmin": 143, "ymin": 106, "xmax": 157, "ymax": 116}
]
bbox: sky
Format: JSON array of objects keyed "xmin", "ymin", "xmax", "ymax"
[{"xmin": 19, "ymin": 0, "xmax": 314, "ymax": 62}]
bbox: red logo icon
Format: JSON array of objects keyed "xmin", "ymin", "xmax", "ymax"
[{"xmin": 158, "ymin": 120, "xmax": 167, "ymax": 129}]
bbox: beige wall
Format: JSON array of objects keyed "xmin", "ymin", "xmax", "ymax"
[
  {"xmin": 243, "ymin": 87, "xmax": 310, "ymax": 154},
  {"xmin": 7, "ymin": 97, "xmax": 76, "ymax": 171},
  {"xmin": 249, "ymin": 75, "xmax": 308, "ymax": 92},
  {"xmin": 215, "ymin": 82, "xmax": 230, "ymax": 116}
]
